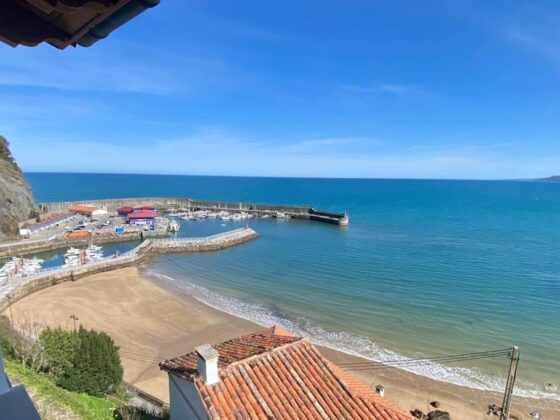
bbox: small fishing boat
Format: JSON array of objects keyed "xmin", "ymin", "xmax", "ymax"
[{"xmin": 168, "ymin": 219, "xmax": 180, "ymax": 233}]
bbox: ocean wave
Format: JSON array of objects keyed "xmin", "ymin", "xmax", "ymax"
[{"xmin": 144, "ymin": 268, "xmax": 559, "ymax": 401}]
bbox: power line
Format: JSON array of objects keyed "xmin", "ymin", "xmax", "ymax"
[{"xmin": 337, "ymin": 348, "xmax": 511, "ymax": 371}]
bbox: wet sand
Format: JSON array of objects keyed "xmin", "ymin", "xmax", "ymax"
[{"xmin": 4, "ymin": 267, "xmax": 558, "ymax": 419}]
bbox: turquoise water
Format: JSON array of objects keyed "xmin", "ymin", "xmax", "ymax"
[{"xmin": 25, "ymin": 173, "xmax": 560, "ymax": 399}]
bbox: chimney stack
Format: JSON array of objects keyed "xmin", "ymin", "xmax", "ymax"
[
  {"xmin": 195, "ymin": 344, "xmax": 220, "ymax": 385},
  {"xmin": 375, "ymin": 384, "xmax": 385, "ymax": 397}
]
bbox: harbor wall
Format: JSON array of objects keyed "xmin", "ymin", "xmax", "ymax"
[
  {"xmin": 0, "ymin": 230, "xmax": 166, "ymax": 259},
  {"xmin": 0, "ymin": 228, "xmax": 258, "ymax": 313},
  {"xmin": 38, "ymin": 197, "xmax": 311, "ymax": 214},
  {"xmin": 37, "ymin": 197, "xmax": 347, "ymax": 224}
]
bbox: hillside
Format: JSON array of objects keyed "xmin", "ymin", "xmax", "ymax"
[
  {"xmin": 540, "ymin": 175, "xmax": 560, "ymax": 182},
  {"xmin": 0, "ymin": 136, "xmax": 36, "ymax": 241}
]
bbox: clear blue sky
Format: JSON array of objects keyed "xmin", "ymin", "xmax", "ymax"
[{"xmin": 1, "ymin": 0, "xmax": 559, "ymax": 179}]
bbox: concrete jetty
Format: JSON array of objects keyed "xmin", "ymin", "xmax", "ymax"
[
  {"xmin": 37, "ymin": 197, "xmax": 349, "ymax": 226},
  {"xmin": 0, "ymin": 227, "xmax": 258, "ymax": 313}
]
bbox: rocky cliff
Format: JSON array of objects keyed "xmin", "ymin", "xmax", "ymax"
[{"xmin": 0, "ymin": 136, "xmax": 36, "ymax": 241}]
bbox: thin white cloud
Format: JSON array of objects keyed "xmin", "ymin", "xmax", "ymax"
[
  {"xmin": 338, "ymin": 83, "xmax": 424, "ymax": 97},
  {"xmin": 506, "ymin": 27, "xmax": 560, "ymax": 63},
  {"xmin": 0, "ymin": 42, "xmax": 229, "ymax": 95},
  {"xmin": 12, "ymin": 130, "xmax": 558, "ymax": 180}
]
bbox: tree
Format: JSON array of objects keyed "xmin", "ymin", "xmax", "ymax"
[
  {"xmin": 39, "ymin": 326, "xmax": 123, "ymax": 396},
  {"xmin": 39, "ymin": 327, "xmax": 80, "ymax": 377}
]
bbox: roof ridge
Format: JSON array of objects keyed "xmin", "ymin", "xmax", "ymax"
[{"xmin": 223, "ymin": 336, "xmax": 306, "ymax": 371}]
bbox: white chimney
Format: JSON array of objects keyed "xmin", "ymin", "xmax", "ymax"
[
  {"xmin": 196, "ymin": 344, "xmax": 220, "ymax": 385},
  {"xmin": 375, "ymin": 384, "xmax": 385, "ymax": 397}
]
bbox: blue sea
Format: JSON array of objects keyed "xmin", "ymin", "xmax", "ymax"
[{"xmin": 25, "ymin": 173, "xmax": 560, "ymax": 400}]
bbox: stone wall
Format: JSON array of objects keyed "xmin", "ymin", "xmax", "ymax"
[
  {"xmin": 0, "ymin": 228, "xmax": 258, "ymax": 313},
  {"xmin": 0, "ymin": 230, "xmax": 167, "ymax": 259}
]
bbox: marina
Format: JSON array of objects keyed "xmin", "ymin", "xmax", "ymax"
[
  {"xmin": 37, "ymin": 197, "xmax": 349, "ymax": 225},
  {"xmin": 0, "ymin": 227, "xmax": 259, "ymax": 313},
  {"xmin": 0, "ymin": 256, "xmax": 44, "ymax": 285}
]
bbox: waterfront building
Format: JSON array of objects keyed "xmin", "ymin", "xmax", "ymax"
[
  {"xmin": 160, "ymin": 326, "xmax": 411, "ymax": 420},
  {"xmin": 68, "ymin": 204, "xmax": 96, "ymax": 216},
  {"xmin": 117, "ymin": 206, "xmax": 134, "ymax": 216},
  {"xmin": 127, "ymin": 210, "xmax": 156, "ymax": 228}
]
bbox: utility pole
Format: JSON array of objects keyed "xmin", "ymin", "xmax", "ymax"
[
  {"xmin": 69, "ymin": 313, "xmax": 79, "ymax": 332},
  {"xmin": 500, "ymin": 346, "xmax": 519, "ymax": 420}
]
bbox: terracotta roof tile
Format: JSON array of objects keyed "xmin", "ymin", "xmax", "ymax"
[{"xmin": 160, "ymin": 326, "xmax": 412, "ymax": 419}]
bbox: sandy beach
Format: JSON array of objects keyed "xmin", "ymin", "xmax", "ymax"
[{"xmin": 3, "ymin": 267, "xmax": 558, "ymax": 419}]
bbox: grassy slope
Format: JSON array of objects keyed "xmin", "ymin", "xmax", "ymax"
[{"xmin": 4, "ymin": 358, "xmax": 118, "ymax": 420}]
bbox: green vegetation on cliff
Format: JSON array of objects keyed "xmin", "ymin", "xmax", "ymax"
[{"xmin": 0, "ymin": 136, "xmax": 36, "ymax": 240}]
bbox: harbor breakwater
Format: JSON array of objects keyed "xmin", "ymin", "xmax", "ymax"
[
  {"xmin": 0, "ymin": 227, "xmax": 258, "ymax": 313},
  {"xmin": 0, "ymin": 230, "xmax": 166, "ymax": 259},
  {"xmin": 37, "ymin": 197, "xmax": 349, "ymax": 225}
]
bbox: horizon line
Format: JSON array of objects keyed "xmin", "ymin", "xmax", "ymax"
[{"xmin": 22, "ymin": 170, "xmax": 552, "ymax": 183}]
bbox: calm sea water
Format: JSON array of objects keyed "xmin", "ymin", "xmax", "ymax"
[{"xmin": 25, "ymin": 173, "xmax": 560, "ymax": 399}]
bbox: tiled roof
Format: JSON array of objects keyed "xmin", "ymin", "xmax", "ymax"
[
  {"xmin": 127, "ymin": 211, "xmax": 156, "ymax": 219},
  {"xmin": 64, "ymin": 230, "xmax": 90, "ymax": 239},
  {"xmin": 160, "ymin": 327, "xmax": 412, "ymax": 419},
  {"xmin": 160, "ymin": 326, "xmax": 301, "ymax": 380},
  {"xmin": 68, "ymin": 205, "xmax": 96, "ymax": 214}
]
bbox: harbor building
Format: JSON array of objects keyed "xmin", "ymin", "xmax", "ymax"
[
  {"xmin": 127, "ymin": 210, "xmax": 157, "ymax": 228},
  {"xmin": 68, "ymin": 204, "xmax": 96, "ymax": 216},
  {"xmin": 117, "ymin": 206, "xmax": 134, "ymax": 216},
  {"xmin": 160, "ymin": 326, "xmax": 411, "ymax": 420}
]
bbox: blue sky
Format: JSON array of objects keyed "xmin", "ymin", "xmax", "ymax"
[{"xmin": 1, "ymin": 0, "xmax": 559, "ymax": 179}]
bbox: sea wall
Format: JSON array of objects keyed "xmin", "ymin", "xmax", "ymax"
[
  {"xmin": 37, "ymin": 197, "xmax": 348, "ymax": 225},
  {"xmin": 153, "ymin": 228, "xmax": 259, "ymax": 253},
  {"xmin": 0, "ymin": 230, "xmax": 166, "ymax": 259},
  {"xmin": 39, "ymin": 197, "xmax": 311, "ymax": 215},
  {"xmin": 0, "ymin": 228, "xmax": 258, "ymax": 313}
]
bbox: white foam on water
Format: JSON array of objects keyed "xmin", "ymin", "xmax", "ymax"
[{"xmin": 145, "ymin": 269, "xmax": 560, "ymax": 401}]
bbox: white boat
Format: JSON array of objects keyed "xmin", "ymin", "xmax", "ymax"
[
  {"xmin": 65, "ymin": 247, "xmax": 80, "ymax": 255},
  {"xmin": 0, "ymin": 256, "xmax": 43, "ymax": 278},
  {"xmin": 275, "ymin": 212, "xmax": 291, "ymax": 219},
  {"xmin": 168, "ymin": 219, "xmax": 180, "ymax": 233},
  {"xmin": 85, "ymin": 244, "xmax": 103, "ymax": 262}
]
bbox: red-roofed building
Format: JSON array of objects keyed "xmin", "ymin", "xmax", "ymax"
[
  {"xmin": 160, "ymin": 326, "xmax": 412, "ymax": 420},
  {"xmin": 117, "ymin": 206, "xmax": 134, "ymax": 216},
  {"xmin": 134, "ymin": 206, "xmax": 157, "ymax": 212},
  {"xmin": 127, "ymin": 210, "xmax": 155, "ymax": 220},
  {"xmin": 127, "ymin": 209, "xmax": 156, "ymax": 228},
  {"xmin": 68, "ymin": 204, "xmax": 96, "ymax": 216}
]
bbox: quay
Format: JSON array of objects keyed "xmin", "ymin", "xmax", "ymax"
[
  {"xmin": 38, "ymin": 197, "xmax": 349, "ymax": 226},
  {"xmin": 0, "ymin": 230, "xmax": 165, "ymax": 259},
  {"xmin": 0, "ymin": 227, "xmax": 258, "ymax": 313}
]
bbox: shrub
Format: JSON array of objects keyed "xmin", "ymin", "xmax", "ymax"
[
  {"xmin": 40, "ymin": 327, "xmax": 81, "ymax": 377},
  {"xmin": 39, "ymin": 326, "xmax": 123, "ymax": 397}
]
